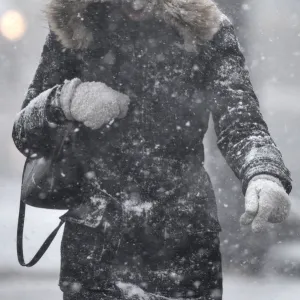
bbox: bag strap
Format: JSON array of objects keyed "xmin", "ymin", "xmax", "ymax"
[
  {"xmin": 53, "ymin": 122, "xmax": 75, "ymax": 158},
  {"xmin": 17, "ymin": 122, "xmax": 75, "ymax": 267},
  {"xmin": 17, "ymin": 199, "xmax": 65, "ymax": 267}
]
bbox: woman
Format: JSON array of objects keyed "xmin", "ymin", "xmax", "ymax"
[{"xmin": 13, "ymin": 0, "xmax": 292, "ymax": 299}]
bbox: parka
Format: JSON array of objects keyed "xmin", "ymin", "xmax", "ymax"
[{"xmin": 12, "ymin": 0, "xmax": 292, "ymax": 297}]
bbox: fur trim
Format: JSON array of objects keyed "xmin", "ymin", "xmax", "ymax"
[
  {"xmin": 46, "ymin": 0, "xmax": 225, "ymax": 50},
  {"xmin": 163, "ymin": 0, "xmax": 225, "ymax": 51},
  {"xmin": 46, "ymin": 0, "xmax": 98, "ymax": 49}
]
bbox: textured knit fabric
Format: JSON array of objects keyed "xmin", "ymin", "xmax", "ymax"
[
  {"xmin": 241, "ymin": 176, "xmax": 291, "ymax": 233},
  {"xmin": 59, "ymin": 78, "xmax": 82, "ymax": 120},
  {"xmin": 69, "ymin": 81, "xmax": 130, "ymax": 129}
]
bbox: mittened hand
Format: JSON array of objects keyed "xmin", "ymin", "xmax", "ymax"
[
  {"xmin": 59, "ymin": 78, "xmax": 130, "ymax": 129},
  {"xmin": 240, "ymin": 175, "xmax": 291, "ymax": 233}
]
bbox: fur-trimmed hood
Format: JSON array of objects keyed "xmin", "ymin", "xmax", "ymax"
[{"xmin": 46, "ymin": 0, "xmax": 226, "ymax": 50}]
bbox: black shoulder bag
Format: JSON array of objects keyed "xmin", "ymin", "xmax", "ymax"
[{"xmin": 17, "ymin": 122, "xmax": 83, "ymax": 267}]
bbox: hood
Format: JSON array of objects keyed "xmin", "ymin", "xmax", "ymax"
[{"xmin": 46, "ymin": 0, "xmax": 225, "ymax": 50}]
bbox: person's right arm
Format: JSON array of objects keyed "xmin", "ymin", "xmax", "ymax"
[
  {"xmin": 12, "ymin": 31, "xmax": 79, "ymax": 157},
  {"xmin": 12, "ymin": 32, "xmax": 130, "ymax": 158}
]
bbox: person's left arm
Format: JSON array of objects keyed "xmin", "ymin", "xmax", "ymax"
[{"xmin": 202, "ymin": 23, "xmax": 292, "ymax": 232}]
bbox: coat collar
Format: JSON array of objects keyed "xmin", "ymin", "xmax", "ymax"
[{"xmin": 46, "ymin": 0, "xmax": 225, "ymax": 50}]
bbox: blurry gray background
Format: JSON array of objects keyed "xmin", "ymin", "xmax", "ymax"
[{"xmin": 0, "ymin": 0, "xmax": 300, "ymax": 299}]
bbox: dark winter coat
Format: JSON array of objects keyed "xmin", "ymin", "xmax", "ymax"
[{"xmin": 12, "ymin": 0, "xmax": 291, "ymax": 295}]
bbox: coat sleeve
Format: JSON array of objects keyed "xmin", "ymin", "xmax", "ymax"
[
  {"xmin": 203, "ymin": 24, "xmax": 292, "ymax": 194},
  {"xmin": 12, "ymin": 31, "xmax": 79, "ymax": 157}
]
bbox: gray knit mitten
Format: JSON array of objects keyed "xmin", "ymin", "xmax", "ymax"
[
  {"xmin": 240, "ymin": 175, "xmax": 291, "ymax": 233},
  {"xmin": 59, "ymin": 78, "xmax": 130, "ymax": 129}
]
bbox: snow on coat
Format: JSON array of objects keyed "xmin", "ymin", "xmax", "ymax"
[{"xmin": 12, "ymin": 0, "xmax": 292, "ymax": 296}]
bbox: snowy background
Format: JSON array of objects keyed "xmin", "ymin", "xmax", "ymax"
[{"xmin": 1, "ymin": 0, "xmax": 300, "ymax": 299}]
